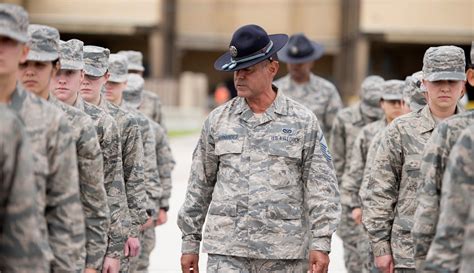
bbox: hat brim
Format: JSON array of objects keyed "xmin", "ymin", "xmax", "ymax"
[
  {"xmin": 60, "ymin": 60, "xmax": 84, "ymax": 70},
  {"xmin": 109, "ymin": 74, "xmax": 128, "ymax": 83},
  {"xmin": 0, "ymin": 29, "xmax": 28, "ymax": 43},
  {"xmin": 382, "ymin": 94, "xmax": 403, "ymax": 101},
  {"xmin": 424, "ymin": 71, "xmax": 466, "ymax": 82},
  {"xmin": 214, "ymin": 34, "xmax": 289, "ymax": 72},
  {"xmin": 128, "ymin": 64, "xmax": 144, "ymax": 72},
  {"xmin": 27, "ymin": 50, "xmax": 58, "ymax": 62},
  {"xmin": 84, "ymin": 65, "xmax": 107, "ymax": 77},
  {"xmin": 277, "ymin": 41, "xmax": 324, "ymax": 64}
]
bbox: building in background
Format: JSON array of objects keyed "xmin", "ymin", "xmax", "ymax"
[{"xmin": 5, "ymin": 0, "xmax": 473, "ymax": 106}]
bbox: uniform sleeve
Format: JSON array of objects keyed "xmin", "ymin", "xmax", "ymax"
[
  {"xmin": 177, "ymin": 119, "xmax": 218, "ymax": 254},
  {"xmin": 0, "ymin": 117, "xmax": 47, "ymax": 272},
  {"xmin": 329, "ymin": 114, "xmax": 346, "ymax": 184},
  {"xmin": 77, "ymin": 120, "xmax": 111, "ymax": 269},
  {"xmin": 101, "ymin": 118, "xmax": 129, "ymax": 259},
  {"xmin": 341, "ymin": 130, "xmax": 366, "ymax": 208},
  {"xmin": 424, "ymin": 129, "xmax": 473, "ymax": 272},
  {"xmin": 47, "ymin": 115, "xmax": 85, "ymax": 272},
  {"xmin": 155, "ymin": 124, "xmax": 175, "ymax": 210},
  {"xmin": 362, "ymin": 123, "xmax": 402, "ymax": 257},
  {"xmin": 412, "ymin": 125, "xmax": 448, "ymax": 269},
  {"xmin": 359, "ymin": 133, "xmax": 382, "ymax": 204},
  {"xmin": 122, "ymin": 118, "xmax": 148, "ymax": 237},
  {"xmin": 142, "ymin": 120, "xmax": 162, "ymax": 217},
  {"xmin": 323, "ymin": 86, "xmax": 343, "ymax": 141},
  {"xmin": 304, "ymin": 116, "xmax": 341, "ymax": 252}
]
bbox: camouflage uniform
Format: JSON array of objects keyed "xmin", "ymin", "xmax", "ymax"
[
  {"xmin": 60, "ymin": 38, "xmax": 130, "ymax": 261},
  {"xmin": 9, "ymin": 85, "xmax": 85, "ymax": 271},
  {"xmin": 177, "ymin": 89, "xmax": 340, "ymax": 261},
  {"xmin": 274, "ymin": 73, "xmax": 343, "ymax": 139},
  {"xmin": 84, "ymin": 47, "xmax": 149, "ymax": 241},
  {"xmin": 49, "ymin": 96, "xmax": 111, "ymax": 270},
  {"xmin": 412, "ymin": 110, "xmax": 474, "ymax": 270},
  {"xmin": 423, "ymin": 125, "xmax": 474, "ymax": 272},
  {"xmin": 27, "ymin": 23, "xmax": 110, "ymax": 271},
  {"xmin": 0, "ymin": 105, "xmax": 48, "ymax": 273},
  {"xmin": 460, "ymin": 202, "xmax": 474, "ymax": 273},
  {"xmin": 329, "ymin": 76, "xmax": 384, "ymax": 273},
  {"xmin": 207, "ymin": 254, "xmax": 305, "ymax": 273},
  {"xmin": 118, "ymin": 50, "xmax": 165, "ymax": 127}
]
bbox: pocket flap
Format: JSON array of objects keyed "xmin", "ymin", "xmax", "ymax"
[
  {"xmin": 208, "ymin": 202, "xmax": 237, "ymax": 217},
  {"xmin": 267, "ymin": 204, "xmax": 302, "ymax": 220},
  {"xmin": 215, "ymin": 138, "xmax": 243, "ymax": 156}
]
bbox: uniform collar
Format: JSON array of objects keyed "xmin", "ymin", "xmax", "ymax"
[
  {"xmin": 73, "ymin": 94, "xmax": 85, "ymax": 111},
  {"xmin": 9, "ymin": 83, "xmax": 27, "ymax": 112},
  {"xmin": 419, "ymin": 105, "xmax": 437, "ymax": 134},
  {"xmin": 236, "ymin": 85, "xmax": 288, "ymax": 123}
]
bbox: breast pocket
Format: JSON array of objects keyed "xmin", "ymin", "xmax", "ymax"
[{"xmin": 268, "ymin": 142, "xmax": 303, "ymax": 188}]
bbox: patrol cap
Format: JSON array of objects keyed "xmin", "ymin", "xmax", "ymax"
[
  {"xmin": 422, "ymin": 46, "xmax": 466, "ymax": 81},
  {"xmin": 361, "ymin": 75, "xmax": 385, "ymax": 107},
  {"xmin": 27, "ymin": 24, "xmax": 60, "ymax": 62},
  {"xmin": 0, "ymin": 3, "xmax": 28, "ymax": 43},
  {"xmin": 83, "ymin": 45, "xmax": 110, "ymax": 77},
  {"xmin": 404, "ymin": 71, "xmax": 427, "ymax": 111},
  {"xmin": 117, "ymin": 50, "xmax": 144, "ymax": 72},
  {"xmin": 108, "ymin": 54, "xmax": 128, "ymax": 83},
  {"xmin": 123, "ymin": 73, "xmax": 144, "ymax": 108},
  {"xmin": 381, "ymin": 80, "xmax": 404, "ymax": 101},
  {"xmin": 59, "ymin": 39, "xmax": 84, "ymax": 70}
]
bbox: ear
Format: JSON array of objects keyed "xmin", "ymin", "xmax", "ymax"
[
  {"xmin": 103, "ymin": 72, "xmax": 110, "ymax": 81},
  {"xmin": 268, "ymin": 61, "xmax": 279, "ymax": 77},
  {"xmin": 467, "ymin": 68, "xmax": 474, "ymax": 87},
  {"xmin": 19, "ymin": 44, "xmax": 29, "ymax": 64}
]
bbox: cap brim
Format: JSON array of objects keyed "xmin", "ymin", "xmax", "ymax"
[
  {"xmin": 214, "ymin": 34, "xmax": 289, "ymax": 72},
  {"xmin": 60, "ymin": 60, "xmax": 84, "ymax": 70},
  {"xmin": 109, "ymin": 74, "xmax": 128, "ymax": 83},
  {"xmin": 84, "ymin": 65, "xmax": 107, "ymax": 77},
  {"xmin": 425, "ymin": 72, "xmax": 466, "ymax": 81},
  {"xmin": 0, "ymin": 29, "xmax": 28, "ymax": 43},
  {"xmin": 277, "ymin": 41, "xmax": 325, "ymax": 64},
  {"xmin": 382, "ymin": 95, "xmax": 403, "ymax": 101},
  {"xmin": 128, "ymin": 64, "xmax": 144, "ymax": 72},
  {"xmin": 27, "ymin": 50, "xmax": 58, "ymax": 62}
]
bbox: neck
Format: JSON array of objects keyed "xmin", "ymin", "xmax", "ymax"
[
  {"xmin": 38, "ymin": 87, "xmax": 49, "ymax": 100},
  {"xmin": 292, "ymin": 74, "xmax": 310, "ymax": 84},
  {"xmin": 246, "ymin": 87, "xmax": 276, "ymax": 113},
  {"xmin": 430, "ymin": 104, "xmax": 457, "ymax": 121},
  {"xmin": 64, "ymin": 91, "xmax": 78, "ymax": 106},
  {"xmin": 111, "ymin": 93, "xmax": 122, "ymax": 106},
  {"xmin": 88, "ymin": 93, "xmax": 101, "ymax": 106},
  {"xmin": 0, "ymin": 73, "xmax": 18, "ymax": 103},
  {"xmin": 385, "ymin": 116, "xmax": 394, "ymax": 124}
]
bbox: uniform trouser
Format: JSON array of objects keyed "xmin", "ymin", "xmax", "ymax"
[
  {"xmin": 207, "ymin": 254, "xmax": 306, "ymax": 273},
  {"xmin": 131, "ymin": 227, "xmax": 156, "ymax": 273},
  {"xmin": 337, "ymin": 205, "xmax": 363, "ymax": 273}
]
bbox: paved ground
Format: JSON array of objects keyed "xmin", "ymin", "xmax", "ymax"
[{"xmin": 148, "ymin": 134, "xmax": 347, "ymax": 273}]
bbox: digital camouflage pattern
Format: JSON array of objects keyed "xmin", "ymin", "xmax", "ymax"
[
  {"xmin": 403, "ymin": 72, "xmax": 426, "ymax": 112},
  {"xmin": 178, "ymin": 90, "xmax": 340, "ymax": 259},
  {"xmin": 108, "ymin": 53, "xmax": 128, "ymax": 83},
  {"xmin": 73, "ymin": 95, "xmax": 129, "ymax": 259},
  {"xmin": 98, "ymin": 97, "xmax": 148, "ymax": 238},
  {"xmin": 340, "ymin": 119, "xmax": 386, "ymax": 209},
  {"xmin": 59, "ymin": 39, "xmax": 84, "ymax": 70},
  {"xmin": 423, "ymin": 124, "xmax": 474, "ymax": 272},
  {"xmin": 460, "ymin": 202, "xmax": 474, "ymax": 273},
  {"xmin": 207, "ymin": 254, "xmax": 306, "ymax": 272},
  {"xmin": 152, "ymin": 121, "xmax": 175, "ymax": 210},
  {"xmin": 414, "ymin": 113, "xmax": 474, "ymax": 271},
  {"xmin": 49, "ymin": 96, "xmax": 111, "ymax": 270},
  {"xmin": 83, "ymin": 45, "xmax": 110, "ymax": 77},
  {"xmin": 26, "ymin": 24, "xmax": 59, "ymax": 61},
  {"xmin": 0, "ymin": 3, "xmax": 29, "ymax": 43},
  {"xmin": 274, "ymin": 73, "xmax": 343, "ymax": 139},
  {"xmin": 134, "ymin": 227, "xmax": 156, "ymax": 272},
  {"xmin": 422, "ymin": 46, "xmax": 466, "ymax": 82},
  {"xmin": 0, "ymin": 105, "xmax": 48, "ymax": 273},
  {"xmin": 362, "ymin": 105, "xmax": 441, "ymax": 269},
  {"xmin": 118, "ymin": 50, "xmax": 145, "ymax": 72},
  {"xmin": 139, "ymin": 90, "xmax": 165, "ymax": 127},
  {"xmin": 9, "ymin": 85, "xmax": 85, "ymax": 271}
]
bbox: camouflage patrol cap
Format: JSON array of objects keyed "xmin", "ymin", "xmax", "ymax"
[
  {"xmin": 422, "ymin": 46, "xmax": 466, "ymax": 81},
  {"xmin": 361, "ymin": 75, "xmax": 385, "ymax": 107},
  {"xmin": 404, "ymin": 71, "xmax": 427, "ymax": 111},
  {"xmin": 0, "ymin": 4, "xmax": 28, "ymax": 43},
  {"xmin": 83, "ymin": 45, "xmax": 110, "ymax": 77},
  {"xmin": 381, "ymin": 80, "xmax": 404, "ymax": 101},
  {"xmin": 27, "ymin": 24, "xmax": 59, "ymax": 62},
  {"xmin": 59, "ymin": 39, "xmax": 84, "ymax": 70},
  {"xmin": 123, "ymin": 73, "xmax": 144, "ymax": 108},
  {"xmin": 108, "ymin": 54, "xmax": 128, "ymax": 83},
  {"xmin": 117, "ymin": 50, "xmax": 144, "ymax": 72}
]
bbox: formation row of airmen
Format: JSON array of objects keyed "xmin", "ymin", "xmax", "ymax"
[
  {"xmin": 176, "ymin": 24, "xmax": 474, "ymax": 272},
  {"xmin": 0, "ymin": 3, "xmax": 175, "ymax": 273}
]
